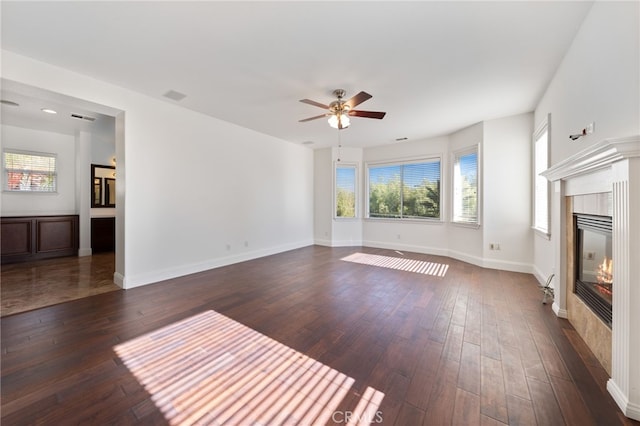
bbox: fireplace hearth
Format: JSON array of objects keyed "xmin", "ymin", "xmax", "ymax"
[{"xmin": 575, "ymin": 214, "xmax": 612, "ymax": 328}]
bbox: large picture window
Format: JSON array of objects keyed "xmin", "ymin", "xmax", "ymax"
[
  {"xmin": 335, "ymin": 164, "xmax": 356, "ymax": 218},
  {"xmin": 367, "ymin": 158, "xmax": 441, "ymax": 219},
  {"xmin": 533, "ymin": 117, "xmax": 550, "ymax": 235},
  {"xmin": 3, "ymin": 150, "xmax": 57, "ymax": 192},
  {"xmin": 453, "ymin": 147, "xmax": 479, "ymax": 224}
]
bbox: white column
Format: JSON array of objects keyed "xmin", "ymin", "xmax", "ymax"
[
  {"xmin": 552, "ymin": 180, "xmax": 568, "ymax": 318},
  {"xmin": 607, "ymin": 157, "xmax": 640, "ymax": 420},
  {"xmin": 75, "ymin": 131, "xmax": 92, "ymax": 257}
]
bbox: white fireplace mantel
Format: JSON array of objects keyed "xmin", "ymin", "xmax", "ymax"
[
  {"xmin": 542, "ymin": 135, "xmax": 640, "ymax": 420},
  {"xmin": 542, "ymin": 135, "xmax": 640, "ymax": 182}
]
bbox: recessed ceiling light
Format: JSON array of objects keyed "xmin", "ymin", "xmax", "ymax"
[
  {"xmin": 0, "ymin": 100, "xmax": 20, "ymax": 107},
  {"xmin": 41, "ymin": 108, "xmax": 57, "ymax": 114}
]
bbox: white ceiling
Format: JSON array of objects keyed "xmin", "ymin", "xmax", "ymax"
[{"xmin": 1, "ymin": 1, "xmax": 593, "ymax": 149}]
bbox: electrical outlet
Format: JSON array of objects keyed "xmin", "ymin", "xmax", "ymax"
[
  {"xmin": 495, "ymin": 243, "xmax": 500, "ymax": 250},
  {"xmin": 586, "ymin": 122, "xmax": 595, "ymax": 134},
  {"xmin": 397, "ymin": 234, "xmax": 401, "ymax": 239},
  {"xmin": 244, "ymin": 241, "xmax": 248, "ymax": 248},
  {"xmin": 490, "ymin": 243, "xmax": 495, "ymax": 250},
  {"xmin": 226, "ymin": 244, "xmax": 231, "ymax": 251},
  {"xmin": 586, "ymin": 251, "xmax": 595, "ymax": 260}
]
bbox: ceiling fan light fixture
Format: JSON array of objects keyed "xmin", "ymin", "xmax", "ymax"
[{"xmin": 328, "ymin": 113, "xmax": 350, "ymax": 129}]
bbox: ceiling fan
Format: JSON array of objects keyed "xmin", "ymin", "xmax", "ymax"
[{"xmin": 299, "ymin": 89, "xmax": 386, "ymax": 130}]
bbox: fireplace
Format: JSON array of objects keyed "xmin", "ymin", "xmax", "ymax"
[
  {"xmin": 541, "ymin": 136, "xmax": 639, "ymax": 420},
  {"xmin": 574, "ymin": 214, "xmax": 612, "ymax": 327}
]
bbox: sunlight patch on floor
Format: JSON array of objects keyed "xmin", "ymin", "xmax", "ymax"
[
  {"xmin": 114, "ymin": 310, "xmax": 384, "ymax": 425},
  {"xmin": 341, "ymin": 252, "xmax": 449, "ymax": 277}
]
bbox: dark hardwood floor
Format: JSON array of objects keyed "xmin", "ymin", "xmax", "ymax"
[{"xmin": 1, "ymin": 245, "xmax": 636, "ymax": 425}]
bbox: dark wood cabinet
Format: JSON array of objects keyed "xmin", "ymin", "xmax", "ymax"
[
  {"xmin": 91, "ymin": 217, "xmax": 115, "ymax": 253},
  {"xmin": 1, "ymin": 215, "xmax": 79, "ymax": 264}
]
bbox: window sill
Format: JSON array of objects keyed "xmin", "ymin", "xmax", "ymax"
[
  {"xmin": 334, "ymin": 217, "xmax": 359, "ymax": 222},
  {"xmin": 451, "ymin": 221, "xmax": 480, "ymax": 229},
  {"xmin": 364, "ymin": 217, "xmax": 444, "ymax": 224},
  {"xmin": 533, "ymin": 227, "xmax": 551, "ymax": 240},
  {"xmin": 2, "ymin": 190, "xmax": 58, "ymax": 195}
]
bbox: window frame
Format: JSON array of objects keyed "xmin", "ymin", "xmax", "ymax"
[
  {"xmin": 451, "ymin": 145, "xmax": 480, "ymax": 227},
  {"xmin": 532, "ymin": 115, "xmax": 551, "ymax": 238},
  {"xmin": 365, "ymin": 156, "xmax": 442, "ymax": 221},
  {"xmin": 3, "ymin": 149, "xmax": 58, "ymax": 193},
  {"xmin": 334, "ymin": 162, "xmax": 358, "ymax": 220}
]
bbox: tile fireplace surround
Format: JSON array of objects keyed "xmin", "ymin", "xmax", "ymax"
[{"xmin": 542, "ymin": 135, "xmax": 640, "ymax": 420}]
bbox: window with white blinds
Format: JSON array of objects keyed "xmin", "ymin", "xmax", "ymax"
[
  {"xmin": 533, "ymin": 118, "xmax": 550, "ymax": 234},
  {"xmin": 453, "ymin": 148, "xmax": 478, "ymax": 224},
  {"xmin": 3, "ymin": 150, "xmax": 57, "ymax": 192},
  {"xmin": 367, "ymin": 158, "xmax": 441, "ymax": 219},
  {"xmin": 335, "ymin": 165, "xmax": 356, "ymax": 218}
]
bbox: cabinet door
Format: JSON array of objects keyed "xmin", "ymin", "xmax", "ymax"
[{"xmin": 91, "ymin": 217, "xmax": 115, "ymax": 253}]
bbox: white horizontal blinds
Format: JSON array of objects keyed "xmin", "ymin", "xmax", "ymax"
[
  {"xmin": 402, "ymin": 161, "xmax": 440, "ymax": 218},
  {"xmin": 3, "ymin": 150, "xmax": 57, "ymax": 192},
  {"xmin": 336, "ymin": 166, "xmax": 356, "ymax": 218},
  {"xmin": 368, "ymin": 159, "xmax": 440, "ymax": 219},
  {"xmin": 453, "ymin": 150, "xmax": 478, "ymax": 223},
  {"xmin": 369, "ymin": 164, "xmax": 401, "ymax": 218},
  {"xmin": 534, "ymin": 128, "xmax": 549, "ymax": 232}
]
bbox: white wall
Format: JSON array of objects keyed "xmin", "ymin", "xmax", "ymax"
[
  {"xmin": 448, "ymin": 123, "xmax": 484, "ymax": 263},
  {"xmin": 91, "ymin": 135, "xmax": 115, "ymax": 166},
  {"xmin": 2, "ymin": 51, "xmax": 314, "ymax": 288},
  {"xmin": 1, "ymin": 124, "xmax": 76, "ymax": 216},
  {"xmin": 314, "ymin": 147, "xmax": 332, "ymax": 245},
  {"xmin": 313, "ymin": 146, "xmax": 364, "ymax": 247},
  {"xmin": 483, "ymin": 113, "xmax": 533, "ymax": 272},
  {"xmin": 534, "ymin": 1, "xmax": 640, "ymax": 283}
]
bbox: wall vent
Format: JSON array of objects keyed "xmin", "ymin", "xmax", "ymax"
[{"xmin": 70, "ymin": 113, "xmax": 96, "ymax": 122}]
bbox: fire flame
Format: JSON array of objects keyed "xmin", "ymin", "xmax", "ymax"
[
  {"xmin": 596, "ymin": 256, "xmax": 613, "ymax": 296},
  {"xmin": 596, "ymin": 257, "xmax": 613, "ymax": 285}
]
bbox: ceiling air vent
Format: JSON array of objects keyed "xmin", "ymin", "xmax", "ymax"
[
  {"xmin": 163, "ymin": 90, "xmax": 187, "ymax": 101},
  {"xmin": 71, "ymin": 113, "xmax": 96, "ymax": 122}
]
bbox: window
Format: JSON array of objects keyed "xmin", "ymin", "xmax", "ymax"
[
  {"xmin": 367, "ymin": 158, "xmax": 440, "ymax": 219},
  {"xmin": 453, "ymin": 147, "xmax": 479, "ymax": 224},
  {"xmin": 3, "ymin": 150, "xmax": 57, "ymax": 192},
  {"xmin": 335, "ymin": 164, "xmax": 356, "ymax": 218},
  {"xmin": 533, "ymin": 117, "xmax": 550, "ymax": 234}
]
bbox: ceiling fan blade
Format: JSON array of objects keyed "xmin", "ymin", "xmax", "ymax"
[
  {"xmin": 345, "ymin": 91, "xmax": 372, "ymax": 109},
  {"xmin": 299, "ymin": 99, "xmax": 330, "ymax": 109},
  {"xmin": 349, "ymin": 110, "xmax": 386, "ymax": 119},
  {"xmin": 299, "ymin": 113, "xmax": 329, "ymax": 122}
]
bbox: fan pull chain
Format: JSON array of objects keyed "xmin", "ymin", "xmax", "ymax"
[{"xmin": 337, "ymin": 128, "xmax": 342, "ymax": 162}]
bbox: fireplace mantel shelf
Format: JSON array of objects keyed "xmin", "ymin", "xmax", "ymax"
[{"xmin": 542, "ymin": 135, "xmax": 640, "ymax": 182}]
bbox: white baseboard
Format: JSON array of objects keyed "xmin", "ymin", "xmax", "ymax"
[
  {"xmin": 552, "ymin": 302, "xmax": 568, "ymax": 318},
  {"xmin": 448, "ymin": 249, "xmax": 484, "ymax": 268},
  {"xmin": 362, "ymin": 239, "xmax": 448, "ymax": 257},
  {"xmin": 78, "ymin": 248, "xmax": 92, "ymax": 257},
  {"xmin": 330, "ymin": 239, "xmax": 363, "ymax": 247},
  {"xmin": 113, "ymin": 272, "xmax": 125, "ymax": 288},
  {"xmin": 362, "ymin": 241, "xmax": 533, "ymax": 275},
  {"xmin": 532, "ymin": 265, "xmax": 549, "ymax": 286},
  {"xmin": 481, "ymin": 257, "xmax": 533, "ymax": 274},
  {"xmin": 608, "ymin": 379, "xmax": 640, "ymax": 421},
  {"xmin": 123, "ymin": 239, "xmax": 314, "ymax": 289}
]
